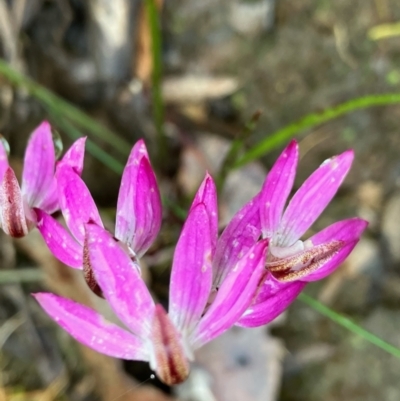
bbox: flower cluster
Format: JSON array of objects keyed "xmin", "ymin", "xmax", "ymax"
[{"xmin": 0, "ymin": 121, "xmax": 367, "ymax": 385}]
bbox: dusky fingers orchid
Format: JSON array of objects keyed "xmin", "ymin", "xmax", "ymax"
[
  {"xmin": 0, "ymin": 121, "xmax": 86, "ymax": 238},
  {"xmin": 34, "ymin": 198, "xmax": 268, "ymax": 385},
  {"xmin": 237, "ymin": 140, "xmax": 368, "ymax": 327},
  {"xmin": 36, "ymin": 140, "xmax": 162, "ymax": 283}
]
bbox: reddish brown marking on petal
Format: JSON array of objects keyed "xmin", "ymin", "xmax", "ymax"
[
  {"xmin": 151, "ymin": 304, "xmax": 190, "ymax": 386},
  {"xmin": 267, "ymin": 240, "xmax": 344, "ymax": 282},
  {"xmin": 83, "ymin": 231, "xmax": 103, "ymax": 297},
  {"xmin": 0, "ymin": 168, "xmax": 29, "ymax": 238}
]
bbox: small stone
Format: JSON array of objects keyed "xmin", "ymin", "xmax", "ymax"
[
  {"xmin": 382, "ymin": 191, "xmax": 400, "ymax": 264},
  {"xmin": 175, "ymin": 327, "xmax": 283, "ymax": 401},
  {"xmin": 356, "ymin": 181, "xmax": 383, "ymax": 230},
  {"xmin": 229, "ymin": 0, "xmax": 276, "ymax": 37}
]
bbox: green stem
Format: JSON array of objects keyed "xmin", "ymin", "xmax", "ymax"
[
  {"xmin": 235, "ymin": 92, "xmax": 400, "ymax": 167},
  {"xmin": 144, "ymin": 0, "xmax": 167, "ymax": 162},
  {"xmin": 299, "ymin": 293, "xmax": 400, "ymax": 358}
]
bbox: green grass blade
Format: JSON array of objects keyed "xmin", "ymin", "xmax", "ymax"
[
  {"xmin": 235, "ymin": 92, "xmax": 400, "ymax": 167},
  {"xmin": 0, "ymin": 268, "xmax": 44, "ymax": 284},
  {"xmin": 0, "ymin": 59, "xmax": 131, "ymax": 157},
  {"xmin": 299, "ymin": 293, "xmax": 400, "ymax": 359},
  {"xmin": 50, "ymin": 116, "xmax": 124, "ymax": 174}
]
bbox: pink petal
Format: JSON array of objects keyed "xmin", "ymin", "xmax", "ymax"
[
  {"xmin": 85, "ymin": 223, "xmax": 155, "ymax": 339},
  {"xmin": 40, "ymin": 137, "xmax": 86, "ymax": 214},
  {"xmin": 115, "ymin": 140, "xmax": 162, "ymax": 257},
  {"xmin": 278, "ymin": 150, "xmax": 354, "ymax": 246},
  {"xmin": 260, "ymin": 140, "xmax": 298, "ymax": 238},
  {"xmin": 33, "ymin": 292, "xmax": 147, "ymax": 361},
  {"xmin": 0, "ymin": 168, "xmax": 30, "ymax": 237},
  {"xmin": 58, "ymin": 137, "xmax": 87, "ymax": 175},
  {"xmin": 237, "ymin": 273, "xmax": 305, "ymax": 327},
  {"xmin": 190, "ymin": 173, "xmax": 218, "ymax": 255},
  {"xmin": 57, "ymin": 165, "xmax": 103, "ymax": 244},
  {"xmin": 21, "ymin": 121, "xmax": 55, "ymax": 208},
  {"xmin": 37, "ymin": 178, "xmax": 58, "ymax": 214},
  {"xmin": 39, "ymin": 137, "xmax": 87, "ymax": 214},
  {"xmin": 212, "ymin": 194, "xmax": 262, "ymax": 287},
  {"xmin": 193, "ymin": 239, "xmax": 268, "ymax": 348},
  {"xmin": 169, "ymin": 203, "xmax": 213, "ymax": 335},
  {"xmin": 36, "ymin": 209, "xmax": 83, "ymax": 269},
  {"xmin": 301, "ymin": 218, "xmax": 368, "ymax": 281},
  {"xmin": 0, "ymin": 139, "xmax": 9, "ymax": 182}
]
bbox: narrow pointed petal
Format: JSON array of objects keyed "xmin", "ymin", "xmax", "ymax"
[
  {"xmin": 36, "ymin": 178, "xmax": 58, "ymax": 214},
  {"xmin": 39, "ymin": 137, "xmax": 87, "ymax": 214},
  {"xmin": 34, "ymin": 293, "xmax": 147, "ymax": 361},
  {"xmin": 260, "ymin": 140, "xmax": 298, "ymax": 238},
  {"xmin": 0, "ymin": 168, "xmax": 29, "ymax": 237},
  {"xmin": 36, "ymin": 209, "xmax": 83, "ymax": 269},
  {"xmin": 301, "ymin": 218, "xmax": 368, "ymax": 282},
  {"xmin": 212, "ymin": 194, "xmax": 262, "ymax": 287},
  {"xmin": 86, "ymin": 223, "xmax": 155, "ymax": 338},
  {"xmin": 57, "ymin": 165, "xmax": 103, "ymax": 244},
  {"xmin": 278, "ymin": 150, "xmax": 354, "ymax": 246},
  {"xmin": 21, "ymin": 121, "xmax": 55, "ymax": 208},
  {"xmin": 237, "ymin": 274, "xmax": 305, "ymax": 327},
  {"xmin": 193, "ymin": 240, "xmax": 268, "ymax": 348},
  {"xmin": 115, "ymin": 140, "xmax": 162, "ymax": 257},
  {"xmin": 150, "ymin": 305, "xmax": 190, "ymax": 386},
  {"xmin": 0, "ymin": 139, "xmax": 9, "ymax": 182},
  {"xmin": 169, "ymin": 203, "xmax": 212, "ymax": 335},
  {"xmin": 190, "ymin": 173, "xmax": 218, "ymax": 254},
  {"xmin": 58, "ymin": 137, "xmax": 87, "ymax": 175}
]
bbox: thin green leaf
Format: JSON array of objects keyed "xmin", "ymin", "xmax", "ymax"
[
  {"xmin": 0, "ymin": 268, "xmax": 43, "ymax": 284},
  {"xmin": 144, "ymin": 0, "xmax": 167, "ymax": 161},
  {"xmin": 299, "ymin": 293, "xmax": 400, "ymax": 359},
  {"xmin": 50, "ymin": 116, "xmax": 125, "ymax": 174},
  {"xmin": 0, "ymin": 59, "xmax": 131, "ymax": 156},
  {"xmin": 235, "ymin": 92, "xmax": 400, "ymax": 167}
]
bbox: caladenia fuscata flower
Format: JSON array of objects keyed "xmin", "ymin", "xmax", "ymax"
[
  {"xmin": 36, "ymin": 139, "xmax": 162, "ymax": 293},
  {"xmin": 34, "ymin": 176, "xmax": 268, "ymax": 385},
  {"xmin": 237, "ymin": 140, "xmax": 368, "ymax": 327},
  {"xmin": 0, "ymin": 121, "xmax": 86, "ymax": 238}
]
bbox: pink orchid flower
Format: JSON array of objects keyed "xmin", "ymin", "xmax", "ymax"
[
  {"xmin": 34, "ymin": 178, "xmax": 268, "ymax": 385},
  {"xmin": 0, "ymin": 121, "xmax": 85, "ymax": 238},
  {"xmin": 36, "ymin": 140, "xmax": 162, "ymax": 279},
  {"xmin": 237, "ymin": 140, "xmax": 368, "ymax": 327}
]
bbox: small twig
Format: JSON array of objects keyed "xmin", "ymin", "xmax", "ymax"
[
  {"xmin": 0, "ymin": 312, "xmax": 25, "ymax": 349},
  {"xmin": 0, "ymin": 0, "xmax": 18, "ymax": 67},
  {"xmin": 334, "ymin": 23, "xmax": 358, "ymax": 69},
  {"xmin": 11, "ymin": 0, "xmax": 27, "ymax": 36}
]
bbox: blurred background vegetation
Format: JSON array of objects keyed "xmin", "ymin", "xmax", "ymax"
[{"xmin": 1, "ymin": 0, "xmax": 400, "ymax": 400}]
